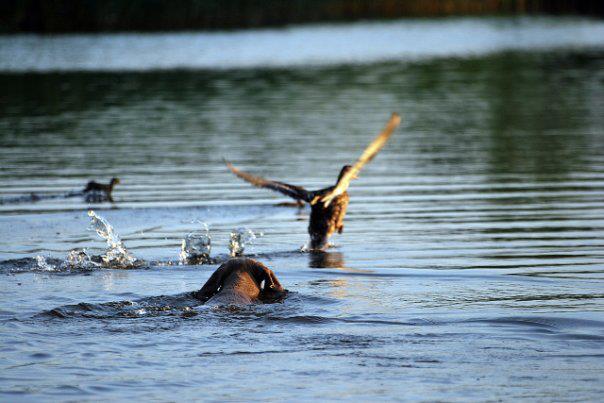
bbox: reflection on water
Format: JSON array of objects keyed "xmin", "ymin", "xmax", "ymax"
[
  {"xmin": 1, "ymin": 17, "xmax": 604, "ymax": 402},
  {"xmin": 309, "ymin": 251, "xmax": 347, "ymax": 269}
]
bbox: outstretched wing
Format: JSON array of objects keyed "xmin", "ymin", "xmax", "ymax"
[
  {"xmin": 225, "ymin": 160, "xmax": 311, "ymax": 202},
  {"xmin": 314, "ymin": 113, "xmax": 401, "ymax": 207}
]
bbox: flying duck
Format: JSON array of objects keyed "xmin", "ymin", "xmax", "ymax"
[{"xmin": 225, "ymin": 113, "xmax": 401, "ymax": 250}]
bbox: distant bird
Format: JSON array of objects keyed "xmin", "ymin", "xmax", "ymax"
[
  {"xmin": 192, "ymin": 258, "xmax": 287, "ymax": 305},
  {"xmin": 83, "ymin": 177, "xmax": 120, "ymax": 202},
  {"xmin": 225, "ymin": 113, "xmax": 401, "ymax": 250}
]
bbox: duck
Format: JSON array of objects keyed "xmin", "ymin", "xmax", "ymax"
[
  {"xmin": 192, "ymin": 258, "xmax": 287, "ymax": 305},
  {"xmin": 225, "ymin": 113, "xmax": 401, "ymax": 250},
  {"xmin": 83, "ymin": 177, "xmax": 120, "ymax": 202}
]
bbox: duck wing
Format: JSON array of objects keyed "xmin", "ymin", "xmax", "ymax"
[
  {"xmin": 314, "ymin": 113, "xmax": 401, "ymax": 207},
  {"xmin": 225, "ymin": 160, "xmax": 311, "ymax": 202}
]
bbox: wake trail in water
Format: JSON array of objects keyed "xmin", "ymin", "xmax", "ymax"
[
  {"xmin": 0, "ymin": 190, "xmax": 85, "ymax": 205},
  {"xmin": 38, "ymin": 292, "xmax": 203, "ymax": 320}
]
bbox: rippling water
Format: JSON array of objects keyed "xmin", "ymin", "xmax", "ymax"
[{"xmin": 1, "ymin": 17, "xmax": 604, "ymax": 401}]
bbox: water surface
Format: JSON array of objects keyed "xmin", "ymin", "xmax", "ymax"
[{"xmin": 1, "ymin": 17, "xmax": 604, "ymax": 401}]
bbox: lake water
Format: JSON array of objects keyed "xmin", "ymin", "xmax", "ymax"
[{"xmin": 1, "ymin": 17, "xmax": 604, "ymax": 401}]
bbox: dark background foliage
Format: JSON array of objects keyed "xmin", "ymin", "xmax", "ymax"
[{"xmin": 1, "ymin": 0, "xmax": 603, "ymax": 33}]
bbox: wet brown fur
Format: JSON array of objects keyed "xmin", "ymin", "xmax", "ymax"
[{"xmin": 192, "ymin": 258, "xmax": 287, "ymax": 304}]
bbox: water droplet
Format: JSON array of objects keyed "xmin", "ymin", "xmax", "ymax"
[
  {"xmin": 180, "ymin": 224, "xmax": 212, "ymax": 265},
  {"xmin": 35, "ymin": 255, "xmax": 56, "ymax": 271},
  {"xmin": 64, "ymin": 248, "xmax": 100, "ymax": 269},
  {"xmin": 229, "ymin": 227, "xmax": 257, "ymax": 257}
]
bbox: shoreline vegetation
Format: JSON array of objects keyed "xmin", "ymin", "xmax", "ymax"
[{"xmin": 1, "ymin": 0, "xmax": 603, "ymax": 34}]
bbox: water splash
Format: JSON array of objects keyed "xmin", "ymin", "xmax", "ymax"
[
  {"xmin": 64, "ymin": 248, "xmax": 101, "ymax": 269},
  {"xmin": 87, "ymin": 210, "xmax": 138, "ymax": 268},
  {"xmin": 35, "ymin": 255, "xmax": 57, "ymax": 271},
  {"xmin": 300, "ymin": 242, "xmax": 335, "ymax": 253},
  {"xmin": 180, "ymin": 223, "xmax": 212, "ymax": 265},
  {"xmin": 38, "ymin": 249, "xmax": 100, "ymax": 272},
  {"xmin": 1, "ymin": 252, "xmax": 100, "ymax": 273},
  {"xmin": 229, "ymin": 228, "xmax": 259, "ymax": 257}
]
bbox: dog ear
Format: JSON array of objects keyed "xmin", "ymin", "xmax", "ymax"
[
  {"xmin": 266, "ymin": 269, "xmax": 283, "ymax": 290},
  {"xmin": 193, "ymin": 261, "xmax": 230, "ymax": 302}
]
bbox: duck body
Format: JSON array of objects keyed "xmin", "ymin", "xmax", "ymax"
[
  {"xmin": 83, "ymin": 177, "xmax": 120, "ymax": 202},
  {"xmin": 308, "ymin": 189, "xmax": 349, "ymax": 250},
  {"xmin": 84, "ymin": 181, "xmax": 103, "ymax": 193},
  {"xmin": 192, "ymin": 258, "xmax": 287, "ymax": 305},
  {"xmin": 83, "ymin": 177, "xmax": 119, "ymax": 193}
]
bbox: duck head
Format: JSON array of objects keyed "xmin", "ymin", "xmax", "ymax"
[{"xmin": 336, "ymin": 165, "xmax": 358, "ymax": 185}]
